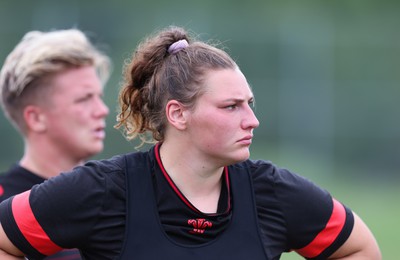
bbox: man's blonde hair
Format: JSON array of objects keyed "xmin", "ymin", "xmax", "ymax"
[{"xmin": 0, "ymin": 28, "xmax": 111, "ymax": 134}]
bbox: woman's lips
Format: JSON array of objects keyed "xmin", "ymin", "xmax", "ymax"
[{"xmin": 237, "ymin": 135, "xmax": 253, "ymax": 145}]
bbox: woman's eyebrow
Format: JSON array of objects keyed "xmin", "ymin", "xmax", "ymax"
[{"xmin": 222, "ymin": 96, "xmax": 254, "ymax": 103}]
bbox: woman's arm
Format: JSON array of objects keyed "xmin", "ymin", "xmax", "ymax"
[
  {"xmin": 0, "ymin": 222, "xmax": 24, "ymax": 259},
  {"xmin": 328, "ymin": 212, "xmax": 381, "ymax": 259}
]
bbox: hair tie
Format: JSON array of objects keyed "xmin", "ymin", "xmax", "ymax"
[{"xmin": 168, "ymin": 39, "xmax": 189, "ymax": 54}]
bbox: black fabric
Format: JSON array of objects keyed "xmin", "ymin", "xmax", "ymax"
[
  {"xmin": 0, "ymin": 164, "xmax": 45, "ymax": 203},
  {"xmin": 120, "ymin": 151, "xmax": 268, "ymax": 260},
  {"xmin": 0, "ymin": 197, "xmax": 46, "ymax": 259},
  {"xmin": 0, "ymin": 164, "xmax": 83, "ymax": 260},
  {"xmin": 307, "ymin": 206, "xmax": 354, "ymax": 260},
  {"xmin": 152, "ymin": 144, "xmax": 232, "ymax": 245},
  {"xmin": 0, "ymin": 145, "xmax": 355, "ymax": 259}
]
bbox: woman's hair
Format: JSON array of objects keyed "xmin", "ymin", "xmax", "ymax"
[
  {"xmin": 0, "ymin": 28, "xmax": 111, "ymax": 134},
  {"xmin": 116, "ymin": 25, "xmax": 237, "ymax": 145}
]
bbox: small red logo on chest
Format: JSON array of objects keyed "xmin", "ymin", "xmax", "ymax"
[{"xmin": 188, "ymin": 218, "xmax": 213, "ymax": 234}]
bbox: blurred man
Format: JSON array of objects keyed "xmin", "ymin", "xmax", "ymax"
[{"xmin": 0, "ymin": 28, "xmax": 111, "ymax": 259}]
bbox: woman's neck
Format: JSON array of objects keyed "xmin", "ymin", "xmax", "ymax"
[{"xmin": 159, "ymin": 141, "xmax": 224, "ymax": 213}]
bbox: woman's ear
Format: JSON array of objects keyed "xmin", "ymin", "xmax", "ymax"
[
  {"xmin": 23, "ymin": 105, "xmax": 47, "ymax": 132},
  {"xmin": 165, "ymin": 100, "xmax": 188, "ymax": 130}
]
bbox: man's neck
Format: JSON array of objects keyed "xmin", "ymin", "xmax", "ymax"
[{"xmin": 20, "ymin": 142, "xmax": 83, "ymax": 179}]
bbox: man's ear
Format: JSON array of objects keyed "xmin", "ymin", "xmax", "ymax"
[
  {"xmin": 165, "ymin": 100, "xmax": 188, "ymax": 130},
  {"xmin": 23, "ymin": 105, "xmax": 47, "ymax": 132}
]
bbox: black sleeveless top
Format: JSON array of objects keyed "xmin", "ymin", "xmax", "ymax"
[{"xmin": 119, "ymin": 152, "xmax": 268, "ymax": 260}]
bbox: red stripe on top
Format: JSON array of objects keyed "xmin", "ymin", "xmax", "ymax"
[
  {"xmin": 295, "ymin": 198, "xmax": 346, "ymax": 258},
  {"xmin": 12, "ymin": 190, "xmax": 63, "ymax": 255}
]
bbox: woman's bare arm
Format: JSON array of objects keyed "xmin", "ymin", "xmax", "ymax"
[
  {"xmin": 328, "ymin": 212, "xmax": 381, "ymax": 259},
  {"xmin": 0, "ymin": 222, "xmax": 24, "ymax": 259}
]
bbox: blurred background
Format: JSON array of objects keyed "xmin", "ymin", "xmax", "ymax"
[{"xmin": 0, "ymin": 0, "xmax": 398, "ymax": 258}]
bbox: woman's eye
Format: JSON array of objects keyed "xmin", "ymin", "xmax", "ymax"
[
  {"xmin": 247, "ymin": 98, "xmax": 257, "ymax": 110},
  {"xmin": 225, "ymin": 104, "xmax": 237, "ymax": 110}
]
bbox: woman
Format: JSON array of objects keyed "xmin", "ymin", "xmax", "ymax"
[{"xmin": 0, "ymin": 26, "xmax": 381, "ymax": 259}]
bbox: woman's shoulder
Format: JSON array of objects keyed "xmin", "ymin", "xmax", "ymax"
[
  {"xmin": 235, "ymin": 159, "xmax": 319, "ymax": 188},
  {"xmin": 233, "ymin": 159, "xmax": 331, "ymax": 203},
  {"xmin": 232, "ymin": 159, "xmax": 278, "ymax": 182},
  {"xmin": 80, "ymin": 150, "xmax": 151, "ymax": 176}
]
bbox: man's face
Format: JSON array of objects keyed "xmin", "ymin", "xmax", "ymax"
[{"xmin": 41, "ymin": 65, "xmax": 109, "ymax": 160}]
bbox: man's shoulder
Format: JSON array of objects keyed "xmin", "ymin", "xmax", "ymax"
[{"xmin": 0, "ymin": 164, "xmax": 45, "ymax": 202}]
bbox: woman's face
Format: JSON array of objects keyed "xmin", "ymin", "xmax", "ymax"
[{"xmin": 186, "ymin": 68, "xmax": 259, "ymax": 166}]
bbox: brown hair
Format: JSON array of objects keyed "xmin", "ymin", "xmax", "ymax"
[{"xmin": 116, "ymin": 26, "xmax": 237, "ymax": 145}]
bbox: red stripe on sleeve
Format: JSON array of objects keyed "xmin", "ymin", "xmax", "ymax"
[
  {"xmin": 12, "ymin": 190, "xmax": 63, "ymax": 255},
  {"xmin": 295, "ymin": 198, "xmax": 346, "ymax": 258}
]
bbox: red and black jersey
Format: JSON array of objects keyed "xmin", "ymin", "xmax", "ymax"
[
  {"xmin": 0, "ymin": 144, "xmax": 353, "ymax": 259},
  {"xmin": 0, "ymin": 164, "xmax": 82, "ymax": 260},
  {"xmin": 0, "ymin": 164, "xmax": 46, "ymax": 203}
]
